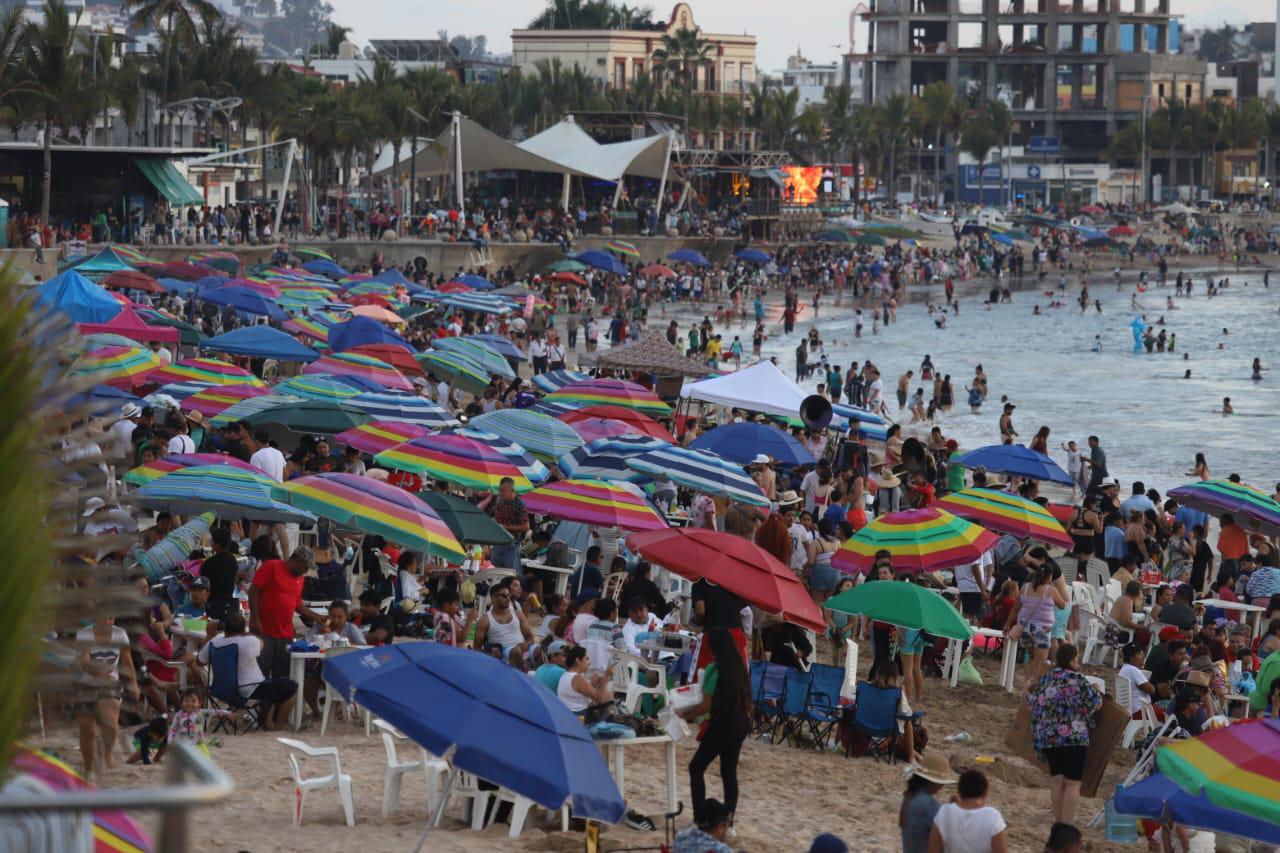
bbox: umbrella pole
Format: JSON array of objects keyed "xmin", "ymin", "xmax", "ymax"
[{"xmin": 414, "ymin": 766, "xmax": 457, "ymax": 853}]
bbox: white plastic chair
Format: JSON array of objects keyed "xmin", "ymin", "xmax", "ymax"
[
  {"xmin": 374, "ymin": 720, "xmax": 423, "ymax": 818},
  {"xmin": 1085, "ymin": 558, "xmax": 1109, "ymax": 593},
  {"xmin": 487, "ymin": 787, "xmax": 570, "ymax": 838},
  {"xmin": 616, "ymin": 651, "xmax": 667, "ymax": 713},
  {"xmin": 584, "ymin": 637, "xmax": 613, "ymax": 674},
  {"xmin": 277, "ymin": 737, "xmax": 355, "ymax": 827},
  {"xmin": 319, "ymin": 646, "xmax": 366, "ymax": 736},
  {"xmin": 432, "ymin": 770, "xmax": 491, "ymax": 831},
  {"xmin": 1113, "ymin": 677, "xmax": 1158, "ymax": 748},
  {"xmin": 840, "ymin": 638, "xmax": 860, "ymax": 702}
]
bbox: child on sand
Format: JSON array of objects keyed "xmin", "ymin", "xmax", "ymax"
[
  {"xmin": 168, "ymin": 687, "xmax": 242, "ymax": 755},
  {"xmin": 127, "ymin": 716, "xmax": 169, "ymax": 765}
]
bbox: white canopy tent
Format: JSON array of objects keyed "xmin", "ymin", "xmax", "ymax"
[
  {"xmin": 684, "ymin": 360, "xmax": 810, "ymax": 421},
  {"xmin": 519, "ymin": 117, "xmax": 673, "ymax": 210}
]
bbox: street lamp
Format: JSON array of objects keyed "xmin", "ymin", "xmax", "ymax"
[{"xmin": 296, "ymin": 107, "xmax": 315, "ymax": 235}]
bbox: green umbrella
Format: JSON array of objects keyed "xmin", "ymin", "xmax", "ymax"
[
  {"xmin": 414, "ymin": 490, "xmax": 513, "ymax": 546},
  {"xmin": 136, "ymin": 310, "xmax": 207, "ymax": 347},
  {"xmin": 416, "ymin": 350, "xmax": 491, "ymax": 396},
  {"xmin": 431, "ymin": 337, "xmax": 516, "ymax": 380},
  {"xmin": 242, "ymin": 398, "xmax": 373, "ymax": 434},
  {"xmin": 547, "ymin": 259, "xmax": 588, "ymax": 273},
  {"xmin": 823, "ymin": 580, "xmax": 973, "ymax": 641}
]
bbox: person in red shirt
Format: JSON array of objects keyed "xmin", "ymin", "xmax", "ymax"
[
  {"xmin": 1216, "ymin": 513, "xmax": 1249, "ymax": 578},
  {"xmin": 908, "ymin": 473, "xmax": 935, "ymax": 508},
  {"xmin": 249, "ymin": 547, "xmax": 326, "ymax": 680}
]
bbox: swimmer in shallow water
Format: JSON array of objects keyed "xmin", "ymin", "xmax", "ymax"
[
  {"xmin": 1091, "ymin": 335, "xmax": 1102, "ymax": 353},
  {"xmin": 1253, "ymin": 358, "xmax": 1266, "ymax": 380},
  {"xmin": 1222, "ymin": 397, "xmax": 1234, "ymax": 415},
  {"xmin": 1184, "ymin": 369, "xmax": 1192, "ymax": 379}
]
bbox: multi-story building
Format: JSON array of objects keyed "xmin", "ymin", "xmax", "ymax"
[
  {"xmin": 769, "ymin": 52, "xmax": 846, "ymax": 111},
  {"xmin": 511, "ymin": 2, "xmax": 757, "ymax": 97},
  {"xmin": 855, "ymin": 0, "xmax": 1208, "ymax": 160}
]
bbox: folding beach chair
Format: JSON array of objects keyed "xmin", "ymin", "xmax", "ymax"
[
  {"xmin": 850, "ymin": 682, "xmax": 909, "ymax": 764},
  {"xmin": 776, "ymin": 667, "xmax": 814, "ymax": 746},
  {"xmin": 207, "ymin": 642, "xmax": 263, "ymax": 734},
  {"xmin": 796, "ymin": 663, "xmax": 846, "ymax": 751},
  {"xmin": 751, "ymin": 661, "xmax": 788, "ymax": 740}
]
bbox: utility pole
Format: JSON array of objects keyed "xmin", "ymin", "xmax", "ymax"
[{"xmin": 1139, "ymin": 94, "xmax": 1150, "ymax": 207}]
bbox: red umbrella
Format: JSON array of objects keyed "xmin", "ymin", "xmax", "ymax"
[
  {"xmin": 639, "ymin": 264, "xmax": 677, "ymax": 278},
  {"xmin": 557, "ymin": 404, "xmax": 674, "ymax": 442},
  {"xmin": 346, "ymin": 343, "xmax": 423, "ymax": 376},
  {"xmin": 437, "ymin": 281, "xmax": 472, "ymax": 293},
  {"xmin": 627, "ymin": 528, "xmax": 824, "ymax": 631},
  {"xmin": 347, "ymin": 293, "xmax": 395, "ymax": 308},
  {"xmin": 138, "ymin": 260, "xmax": 223, "ymax": 281},
  {"xmin": 1079, "ymin": 204, "xmax": 1105, "ymax": 215},
  {"xmin": 565, "ymin": 416, "xmax": 653, "ymax": 443},
  {"xmin": 102, "ymin": 269, "xmax": 165, "ymax": 293},
  {"xmin": 1108, "ymin": 225, "xmax": 1136, "ymax": 237},
  {"xmin": 549, "ymin": 271, "xmax": 586, "ymax": 285}
]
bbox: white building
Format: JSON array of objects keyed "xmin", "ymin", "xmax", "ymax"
[{"xmin": 769, "ymin": 52, "xmax": 840, "ymax": 111}]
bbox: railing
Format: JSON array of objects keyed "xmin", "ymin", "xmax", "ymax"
[{"xmin": 0, "ymin": 743, "xmax": 234, "ymax": 852}]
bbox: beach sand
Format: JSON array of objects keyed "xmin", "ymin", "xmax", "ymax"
[{"xmin": 32, "ymin": 647, "xmax": 1141, "ymax": 852}]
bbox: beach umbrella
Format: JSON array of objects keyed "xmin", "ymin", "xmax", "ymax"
[
  {"xmin": 546, "ymin": 258, "xmax": 587, "ymax": 272},
  {"xmin": 141, "ymin": 260, "xmax": 223, "ymax": 281},
  {"xmin": 346, "ymin": 393, "xmax": 459, "ymax": 428},
  {"xmin": 301, "ymin": 259, "xmax": 348, "ymax": 278},
  {"xmin": 132, "ymin": 511, "xmax": 215, "ymax": 582},
  {"xmin": 814, "ymin": 230, "xmax": 852, "ymax": 243},
  {"xmin": 637, "ymin": 263, "xmax": 676, "ymax": 278},
  {"xmin": 831, "ymin": 402, "xmax": 888, "ymax": 427},
  {"xmin": 149, "ymin": 381, "xmax": 211, "ymax": 402},
  {"xmin": 234, "ymin": 398, "xmax": 373, "ymax": 434},
  {"xmin": 344, "ymin": 279, "xmax": 403, "ymax": 299},
  {"xmin": 436, "ymin": 281, "xmax": 474, "ymax": 294},
  {"xmin": 832, "ymin": 507, "xmax": 1000, "ymax": 576},
  {"xmin": 668, "ymin": 248, "xmax": 711, "ymax": 266},
  {"xmin": 181, "ymin": 383, "xmax": 272, "ymax": 417},
  {"xmin": 573, "ymin": 250, "xmax": 627, "ymax": 274},
  {"xmin": 1108, "ymin": 225, "xmax": 1136, "ymax": 237},
  {"xmin": 451, "ymin": 273, "xmax": 496, "ymax": 290},
  {"xmin": 431, "ymin": 337, "xmax": 516, "ymax": 380},
  {"xmin": 149, "ymin": 357, "xmax": 265, "ymax": 388},
  {"xmin": 470, "ymin": 409, "xmax": 584, "ymax": 462},
  {"xmin": 123, "ymin": 452, "xmax": 266, "ymax": 486},
  {"xmin": 532, "ymin": 369, "xmax": 591, "ymax": 393},
  {"xmin": 277, "ymin": 375, "xmax": 361, "ymax": 402},
  {"xmin": 187, "ymin": 250, "xmax": 240, "ymax": 275},
  {"xmin": 134, "ymin": 308, "xmax": 206, "ymax": 347},
  {"xmin": 69, "ymin": 345, "xmax": 162, "ymax": 388},
  {"xmin": 1156, "ymin": 717, "xmax": 1280, "ymax": 828},
  {"xmin": 690, "ymin": 421, "xmax": 815, "ymax": 467},
  {"xmin": 328, "ymin": 316, "xmax": 416, "ymax": 354},
  {"xmin": 415, "ymin": 350, "xmax": 491, "ymax": 396},
  {"xmin": 12, "ymin": 746, "xmax": 153, "ymax": 853},
  {"xmin": 1167, "ymin": 480, "xmax": 1280, "ymax": 537},
  {"xmin": 558, "ymin": 415, "xmax": 653, "ymax": 444},
  {"xmin": 465, "ymin": 333, "xmax": 523, "ymax": 361},
  {"xmin": 1114, "ymin": 771, "xmax": 1280, "ymax": 845},
  {"xmin": 283, "ymin": 311, "xmax": 346, "ymax": 345},
  {"xmin": 78, "ymin": 332, "xmax": 141, "ymax": 351},
  {"xmin": 990, "ymin": 233, "xmax": 1015, "ymax": 247},
  {"xmin": 323, "ymin": 642, "xmax": 624, "ymax": 846},
  {"xmin": 134, "ymin": 465, "xmax": 315, "ymax": 523},
  {"xmin": 68, "ymin": 382, "xmax": 143, "ymax": 416},
  {"xmin": 77, "ymin": 303, "xmax": 181, "ymax": 345},
  {"xmin": 544, "ymin": 379, "xmax": 671, "ymax": 417},
  {"xmin": 350, "ymin": 304, "xmax": 407, "ymax": 325},
  {"xmin": 344, "ymin": 343, "xmax": 423, "ymax": 376},
  {"xmin": 198, "ymin": 285, "xmax": 287, "ymax": 321},
  {"xmin": 605, "ymin": 239, "xmax": 640, "ymax": 258},
  {"xmin": 440, "ymin": 292, "xmax": 514, "ymax": 315},
  {"xmin": 954, "ymin": 443, "xmax": 1074, "ymax": 485},
  {"xmin": 208, "ymin": 394, "xmax": 299, "ymax": 427},
  {"xmin": 556, "ymin": 434, "xmax": 667, "ymax": 482},
  {"xmin": 35, "ymin": 270, "xmax": 122, "ymax": 323},
  {"xmin": 734, "ymin": 248, "xmax": 770, "ymax": 264},
  {"xmin": 102, "ymin": 269, "xmax": 164, "ymax": 293},
  {"xmin": 443, "ymin": 428, "xmax": 549, "ymax": 484},
  {"xmin": 294, "ymin": 246, "xmax": 334, "ymax": 262},
  {"xmin": 276, "ymin": 473, "xmax": 465, "ymax": 561},
  {"xmin": 936, "ymin": 488, "xmax": 1073, "ymax": 549},
  {"xmin": 70, "ymin": 246, "xmax": 140, "ymax": 276},
  {"xmin": 823, "ymin": 580, "xmax": 973, "ymax": 641},
  {"xmin": 414, "ymin": 491, "xmax": 513, "ymax": 545},
  {"xmin": 628, "ymin": 528, "xmax": 824, "ymax": 631},
  {"xmin": 303, "ymin": 352, "xmax": 414, "ymax": 392},
  {"xmin": 335, "ymin": 420, "xmax": 432, "ymax": 455},
  {"xmin": 626, "ymin": 446, "xmax": 769, "ymax": 507},
  {"xmin": 557, "ymin": 404, "xmax": 675, "ymax": 442},
  {"xmin": 375, "ymin": 433, "xmax": 534, "ymax": 493},
  {"xmin": 201, "ymin": 326, "xmax": 320, "ymax": 362},
  {"xmin": 548, "ymin": 271, "xmax": 586, "ymax": 285},
  {"xmin": 851, "ymin": 232, "xmax": 888, "ymax": 246},
  {"xmin": 523, "ymin": 479, "xmax": 666, "ymax": 531}
]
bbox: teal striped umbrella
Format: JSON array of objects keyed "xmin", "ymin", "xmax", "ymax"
[
  {"xmin": 416, "ymin": 350, "xmax": 491, "ymax": 396},
  {"xmin": 431, "ymin": 337, "xmax": 516, "ymax": 380},
  {"xmin": 209, "ymin": 394, "xmax": 302, "ymax": 427},
  {"xmin": 276, "ymin": 375, "xmax": 361, "ymax": 402},
  {"xmin": 133, "ymin": 465, "xmax": 316, "ymax": 523},
  {"xmin": 470, "ymin": 409, "xmax": 585, "ymax": 463},
  {"xmin": 532, "ymin": 369, "xmax": 590, "ymax": 393}
]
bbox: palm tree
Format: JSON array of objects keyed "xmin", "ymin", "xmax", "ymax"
[
  {"xmin": 875, "ymin": 93, "xmax": 911, "ymax": 201},
  {"xmin": 315, "ymin": 22, "xmax": 350, "ymax": 58},
  {"xmin": 121, "ymin": 0, "xmax": 220, "ymax": 145},
  {"xmin": 960, "ymin": 116, "xmax": 998, "ymax": 208},
  {"xmin": 794, "ymin": 102, "xmax": 826, "ymax": 163},
  {"xmin": 986, "ymin": 99, "xmax": 1013, "ymax": 208},
  {"xmin": 651, "ymin": 26, "xmax": 711, "ymax": 134},
  {"xmin": 1149, "ymin": 96, "xmax": 1190, "ymax": 199},
  {"xmin": 1105, "ymin": 123, "xmax": 1144, "ymax": 205},
  {"xmin": 914, "ymin": 81, "xmax": 954, "ymax": 207}
]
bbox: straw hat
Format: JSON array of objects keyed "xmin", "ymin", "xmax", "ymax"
[
  {"xmin": 1175, "ymin": 670, "xmax": 1211, "ymax": 688},
  {"xmin": 777, "ymin": 490, "xmax": 802, "ymax": 507},
  {"xmin": 905, "ymin": 752, "xmax": 957, "ymax": 786},
  {"xmin": 873, "ymin": 471, "xmax": 901, "ymax": 489}
]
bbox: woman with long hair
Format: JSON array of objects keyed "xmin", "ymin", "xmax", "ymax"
[
  {"xmin": 1004, "ymin": 563, "xmax": 1068, "ymax": 688},
  {"xmin": 679, "ymin": 628, "xmax": 753, "ymax": 828},
  {"xmin": 753, "ymin": 511, "xmax": 791, "ymax": 566}
]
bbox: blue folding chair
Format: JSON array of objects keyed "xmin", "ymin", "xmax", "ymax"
[
  {"xmin": 751, "ymin": 662, "xmax": 789, "ymax": 740},
  {"xmin": 850, "ymin": 682, "xmax": 906, "ymax": 763},
  {"xmin": 777, "ymin": 667, "xmax": 815, "ymax": 746},
  {"xmin": 798, "ymin": 663, "xmax": 847, "ymax": 751},
  {"xmin": 207, "ymin": 642, "xmax": 263, "ymax": 734}
]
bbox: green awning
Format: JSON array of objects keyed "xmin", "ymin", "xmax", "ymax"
[{"xmin": 133, "ymin": 158, "xmax": 204, "ymax": 207}]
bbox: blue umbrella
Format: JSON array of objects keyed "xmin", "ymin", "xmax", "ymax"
[
  {"xmin": 69, "ymin": 383, "xmax": 143, "ymax": 416},
  {"xmin": 323, "ymin": 641, "xmax": 625, "ymax": 848},
  {"xmin": 450, "ymin": 273, "xmax": 495, "ymax": 290},
  {"xmin": 440, "ymin": 292, "xmax": 514, "ymax": 315},
  {"xmin": 734, "ymin": 248, "xmax": 770, "ymax": 264},
  {"xmin": 157, "ymin": 277, "xmax": 200, "ymax": 294},
  {"xmin": 34, "ymin": 270, "xmax": 122, "ymax": 324},
  {"xmin": 532, "ymin": 369, "xmax": 591, "ymax": 393},
  {"xmin": 669, "ymin": 248, "xmax": 711, "ymax": 267},
  {"xmin": 301, "ymin": 259, "xmax": 349, "ymax": 279},
  {"xmin": 133, "ymin": 465, "xmax": 316, "ymax": 523},
  {"xmin": 573, "ymin": 250, "xmax": 627, "ymax": 275},
  {"xmin": 465, "ymin": 333, "xmax": 522, "ymax": 361},
  {"xmin": 830, "ymin": 403, "xmax": 888, "ymax": 427},
  {"xmin": 627, "ymin": 445, "xmax": 769, "ymax": 506},
  {"xmin": 955, "ymin": 443, "xmax": 1073, "ymax": 485},
  {"xmin": 323, "ymin": 373, "xmax": 387, "ymax": 393},
  {"xmin": 690, "ymin": 421, "xmax": 815, "ymax": 467},
  {"xmin": 198, "ymin": 285, "xmax": 288, "ymax": 321},
  {"xmin": 347, "ymin": 392, "xmax": 460, "ymax": 428},
  {"xmin": 201, "ymin": 326, "xmax": 320, "ymax": 362},
  {"xmin": 328, "ymin": 316, "xmax": 417, "ymax": 354},
  {"xmin": 990, "ymin": 233, "xmax": 1015, "ymax": 247},
  {"xmin": 557, "ymin": 434, "xmax": 667, "ymax": 482},
  {"xmin": 1114, "ymin": 773, "xmax": 1280, "ymax": 845},
  {"xmin": 370, "ymin": 267, "xmax": 427, "ymax": 294}
]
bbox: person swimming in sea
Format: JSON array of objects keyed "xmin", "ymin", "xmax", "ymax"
[
  {"xmin": 1222, "ymin": 397, "xmax": 1234, "ymax": 415},
  {"xmin": 1095, "ymin": 299, "xmax": 1103, "ymax": 314},
  {"xmin": 1252, "ymin": 358, "xmax": 1266, "ymax": 380},
  {"xmin": 1092, "ymin": 335, "xmax": 1102, "ymax": 353},
  {"xmin": 1184, "ymin": 369, "xmax": 1192, "ymax": 379}
]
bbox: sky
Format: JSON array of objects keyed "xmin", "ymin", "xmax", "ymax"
[{"xmin": 342, "ymin": 0, "xmax": 1278, "ymax": 72}]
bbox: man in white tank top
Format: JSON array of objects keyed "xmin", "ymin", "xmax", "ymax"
[{"xmin": 473, "ymin": 585, "xmax": 533, "ymax": 668}]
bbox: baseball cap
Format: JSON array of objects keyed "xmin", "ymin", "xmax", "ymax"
[
  {"xmin": 1158, "ymin": 626, "xmax": 1186, "ymax": 642},
  {"xmin": 190, "ymin": 577, "xmax": 210, "ymax": 590},
  {"xmin": 575, "ymin": 588, "xmax": 600, "ymax": 608},
  {"xmin": 547, "ymin": 640, "xmax": 568, "ymax": 655},
  {"xmin": 82, "ymin": 497, "xmax": 106, "ymax": 517}
]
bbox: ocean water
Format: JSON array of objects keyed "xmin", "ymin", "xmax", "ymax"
[{"xmin": 746, "ymin": 269, "xmax": 1280, "ymax": 494}]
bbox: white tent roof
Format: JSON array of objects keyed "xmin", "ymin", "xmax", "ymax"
[
  {"xmin": 371, "ymin": 114, "xmax": 598, "ymax": 179},
  {"xmin": 518, "ymin": 118, "xmax": 671, "ymax": 181},
  {"xmin": 684, "ymin": 361, "xmax": 809, "ymax": 420}
]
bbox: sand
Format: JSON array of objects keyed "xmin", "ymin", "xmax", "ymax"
[{"xmin": 29, "ymin": 645, "xmax": 1145, "ymax": 852}]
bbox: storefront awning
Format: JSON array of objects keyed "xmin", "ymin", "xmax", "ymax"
[{"xmin": 133, "ymin": 158, "xmax": 204, "ymax": 207}]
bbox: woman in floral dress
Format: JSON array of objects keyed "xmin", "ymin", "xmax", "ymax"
[{"xmin": 1025, "ymin": 643, "xmax": 1103, "ymax": 825}]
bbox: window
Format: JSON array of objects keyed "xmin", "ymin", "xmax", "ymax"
[
  {"xmin": 706, "ymin": 62, "xmax": 716, "ymax": 92},
  {"xmin": 633, "ymin": 59, "xmax": 644, "ymax": 79},
  {"xmin": 614, "ymin": 59, "xmax": 626, "ymax": 89},
  {"xmin": 1157, "ymin": 82, "xmax": 1165, "ymax": 100},
  {"xmin": 1184, "ymin": 83, "xmax": 1191, "ymax": 102},
  {"xmin": 724, "ymin": 61, "xmax": 738, "ymax": 93}
]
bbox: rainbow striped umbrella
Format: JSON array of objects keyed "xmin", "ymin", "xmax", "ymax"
[
  {"xmin": 523, "ymin": 478, "xmax": 666, "ymax": 531},
  {"xmin": 123, "ymin": 452, "xmax": 266, "ymax": 486},
  {"xmin": 13, "ymin": 746, "xmax": 153, "ymax": 852},
  {"xmin": 1157, "ymin": 717, "xmax": 1280, "ymax": 827},
  {"xmin": 134, "ymin": 465, "xmax": 315, "ymax": 523},
  {"xmin": 152, "ymin": 381, "xmax": 214, "ymax": 402},
  {"xmin": 936, "ymin": 488, "xmax": 1073, "ymax": 549},
  {"xmin": 544, "ymin": 378, "xmax": 671, "ymax": 417},
  {"xmin": 335, "ymin": 420, "xmax": 432, "ymax": 455},
  {"xmin": 149, "ymin": 357, "xmax": 265, "ymax": 388},
  {"xmin": 443, "ymin": 427, "xmax": 550, "ymax": 485},
  {"xmin": 342, "ymin": 279, "xmax": 401, "ymax": 298},
  {"xmin": 605, "ymin": 239, "xmax": 640, "ymax": 259},
  {"xmin": 375, "ymin": 433, "xmax": 535, "ymax": 493},
  {"xmin": 275, "ymin": 472, "xmax": 465, "ymax": 561},
  {"xmin": 276, "ymin": 375, "xmax": 361, "ymax": 402},
  {"xmin": 69, "ymin": 345, "xmax": 162, "ymax": 388},
  {"xmin": 303, "ymin": 352, "xmax": 413, "ymax": 391},
  {"xmin": 626, "ymin": 446, "xmax": 768, "ymax": 507},
  {"xmin": 181, "ymin": 383, "xmax": 272, "ymax": 417},
  {"xmin": 470, "ymin": 409, "xmax": 584, "ymax": 462},
  {"xmin": 1168, "ymin": 480, "xmax": 1280, "ymax": 536},
  {"xmin": 284, "ymin": 311, "xmax": 348, "ymax": 344},
  {"xmin": 832, "ymin": 507, "xmax": 1001, "ymax": 575}
]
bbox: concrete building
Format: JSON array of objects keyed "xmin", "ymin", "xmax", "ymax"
[
  {"xmin": 855, "ymin": 0, "xmax": 1208, "ymax": 160},
  {"xmin": 511, "ymin": 2, "xmax": 757, "ymax": 96},
  {"xmin": 769, "ymin": 52, "xmax": 842, "ymax": 111}
]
